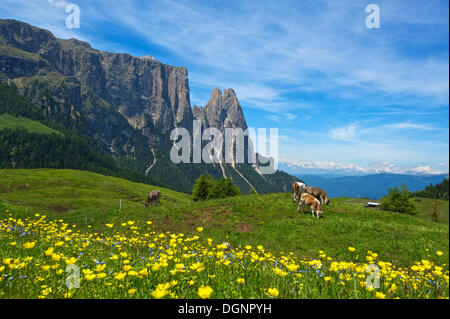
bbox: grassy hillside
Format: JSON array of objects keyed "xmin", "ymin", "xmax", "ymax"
[
  {"xmin": 336, "ymin": 197, "xmax": 449, "ymax": 224},
  {"xmin": 0, "ymin": 169, "xmax": 448, "ymax": 267},
  {"xmin": 411, "ymin": 197, "xmax": 449, "ymax": 224},
  {"xmin": 0, "ymin": 114, "xmax": 60, "ymax": 134}
]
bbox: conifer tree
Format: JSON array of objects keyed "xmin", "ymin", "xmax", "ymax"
[{"xmin": 429, "ymin": 198, "xmax": 440, "ymax": 222}]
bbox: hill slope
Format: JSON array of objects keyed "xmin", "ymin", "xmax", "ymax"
[
  {"xmin": 0, "ymin": 113, "xmax": 59, "ymax": 134},
  {"xmin": 0, "ymin": 169, "xmax": 447, "ymax": 266}
]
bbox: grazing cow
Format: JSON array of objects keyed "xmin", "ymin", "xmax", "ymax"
[
  {"xmin": 298, "ymin": 193, "xmax": 323, "ymax": 218},
  {"xmin": 291, "ymin": 182, "xmax": 306, "ymax": 203},
  {"xmin": 305, "ymin": 186, "xmax": 330, "ymax": 205},
  {"xmin": 145, "ymin": 190, "xmax": 161, "ymax": 207}
]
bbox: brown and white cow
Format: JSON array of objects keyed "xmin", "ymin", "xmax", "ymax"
[
  {"xmin": 298, "ymin": 193, "xmax": 323, "ymax": 218},
  {"xmin": 291, "ymin": 182, "xmax": 306, "ymax": 203},
  {"xmin": 145, "ymin": 190, "xmax": 161, "ymax": 207},
  {"xmin": 305, "ymin": 186, "xmax": 330, "ymax": 205}
]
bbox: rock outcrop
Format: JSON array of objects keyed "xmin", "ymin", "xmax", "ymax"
[
  {"xmin": 0, "ymin": 19, "xmax": 296, "ymax": 194},
  {"xmin": 193, "ymin": 88, "xmax": 247, "ymax": 131},
  {"xmin": 0, "ymin": 19, "xmax": 193, "ymax": 138}
]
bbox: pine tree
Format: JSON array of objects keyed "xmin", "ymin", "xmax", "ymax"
[
  {"xmin": 207, "ymin": 179, "xmax": 224, "ymax": 200},
  {"xmin": 429, "ymin": 198, "xmax": 440, "ymax": 222},
  {"xmin": 223, "ymin": 178, "xmax": 241, "ymax": 197},
  {"xmin": 192, "ymin": 174, "xmax": 213, "ymax": 201}
]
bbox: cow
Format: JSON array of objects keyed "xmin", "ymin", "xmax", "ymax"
[
  {"xmin": 305, "ymin": 186, "xmax": 330, "ymax": 205},
  {"xmin": 298, "ymin": 193, "xmax": 323, "ymax": 218},
  {"xmin": 291, "ymin": 182, "xmax": 307, "ymax": 203},
  {"xmin": 145, "ymin": 190, "xmax": 161, "ymax": 207}
]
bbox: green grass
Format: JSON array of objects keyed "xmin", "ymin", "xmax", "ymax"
[
  {"xmin": 0, "ymin": 169, "xmax": 448, "ymax": 267},
  {"xmin": 411, "ymin": 197, "xmax": 449, "ymax": 224},
  {"xmin": 0, "ymin": 114, "xmax": 60, "ymax": 134},
  {"xmin": 0, "ymin": 43, "xmax": 43, "ymax": 61},
  {"xmin": 331, "ymin": 197, "xmax": 449, "ymax": 224}
]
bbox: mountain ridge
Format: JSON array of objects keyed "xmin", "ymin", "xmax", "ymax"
[{"xmin": 0, "ymin": 18, "xmax": 297, "ymax": 193}]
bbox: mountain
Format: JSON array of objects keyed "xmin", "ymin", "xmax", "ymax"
[
  {"xmin": 193, "ymin": 88, "xmax": 248, "ymax": 131},
  {"xmin": 279, "ymin": 160, "xmax": 448, "ymax": 176},
  {"xmin": 299, "ymin": 173, "xmax": 450, "ymax": 199},
  {"xmin": 279, "ymin": 162, "xmax": 368, "ymax": 176},
  {"xmin": 0, "ymin": 82, "xmax": 166, "ymax": 187},
  {"xmin": 0, "ymin": 19, "xmax": 296, "ymax": 194}
]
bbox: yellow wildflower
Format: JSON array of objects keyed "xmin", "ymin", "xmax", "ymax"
[
  {"xmin": 198, "ymin": 286, "xmax": 213, "ymax": 299},
  {"xmin": 267, "ymin": 288, "xmax": 279, "ymax": 297}
]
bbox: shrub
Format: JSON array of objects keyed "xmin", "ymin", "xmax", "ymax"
[
  {"xmin": 192, "ymin": 174, "xmax": 240, "ymax": 201},
  {"xmin": 380, "ymin": 184, "xmax": 417, "ymax": 215},
  {"xmin": 192, "ymin": 174, "xmax": 215, "ymax": 201}
]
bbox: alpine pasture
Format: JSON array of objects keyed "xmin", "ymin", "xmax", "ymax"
[{"xmin": 0, "ymin": 169, "xmax": 448, "ymax": 299}]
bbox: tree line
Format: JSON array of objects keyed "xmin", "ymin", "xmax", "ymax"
[
  {"xmin": 0, "ymin": 127, "xmax": 165, "ymax": 187},
  {"xmin": 0, "ymin": 82, "xmax": 167, "ymax": 188},
  {"xmin": 411, "ymin": 178, "xmax": 449, "ymax": 201}
]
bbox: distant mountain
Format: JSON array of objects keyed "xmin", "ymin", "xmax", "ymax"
[
  {"xmin": 279, "ymin": 162, "xmax": 369, "ymax": 176},
  {"xmin": 0, "ymin": 19, "xmax": 296, "ymax": 194},
  {"xmin": 298, "ymin": 173, "xmax": 450, "ymax": 199},
  {"xmin": 279, "ymin": 161, "xmax": 448, "ymax": 176}
]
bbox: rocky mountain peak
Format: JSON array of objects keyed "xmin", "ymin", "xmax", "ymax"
[
  {"xmin": 194, "ymin": 87, "xmax": 247, "ymax": 131},
  {"xmin": 0, "ymin": 19, "xmax": 296, "ymax": 194}
]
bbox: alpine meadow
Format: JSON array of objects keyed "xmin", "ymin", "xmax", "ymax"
[{"xmin": 0, "ymin": 0, "xmax": 449, "ymax": 302}]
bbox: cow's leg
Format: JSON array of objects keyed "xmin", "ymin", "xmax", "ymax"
[{"xmin": 297, "ymin": 201, "xmax": 303, "ymax": 213}]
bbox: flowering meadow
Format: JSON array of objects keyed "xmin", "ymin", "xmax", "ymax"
[{"xmin": 0, "ymin": 212, "xmax": 448, "ymax": 299}]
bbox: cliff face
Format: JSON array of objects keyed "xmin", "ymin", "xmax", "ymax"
[
  {"xmin": 193, "ymin": 88, "xmax": 247, "ymax": 131},
  {"xmin": 0, "ymin": 19, "xmax": 296, "ymax": 194},
  {"xmin": 0, "ymin": 19, "xmax": 192, "ymax": 140}
]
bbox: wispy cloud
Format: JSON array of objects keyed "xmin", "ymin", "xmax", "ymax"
[
  {"xmin": 0, "ymin": 0, "xmax": 448, "ymax": 172},
  {"xmin": 329, "ymin": 123, "xmax": 359, "ymax": 141}
]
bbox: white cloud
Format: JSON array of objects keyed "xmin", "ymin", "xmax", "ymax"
[
  {"xmin": 1, "ymin": 0, "xmax": 447, "ymax": 172},
  {"xmin": 328, "ymin": 123, "xmax": 359, "ymax": 141},
  {"xmin": 83, "ymin": 0, "xmax": 449, "ymax": 110},
  {"xmin": 48, "ymin": 0, "xmax": 70, "ymax": 8},
  {"xmin": 384, "ymin": 122, "xmax": 442, "ymax": 131},
  {"xmin": 410, "ymin": 165, "xmax": 446, "ymax": 175}
]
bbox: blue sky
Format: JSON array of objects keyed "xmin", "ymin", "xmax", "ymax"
[{"xmin": 1, "ymin": 0, "xmax": 449, "ymax": 174}]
